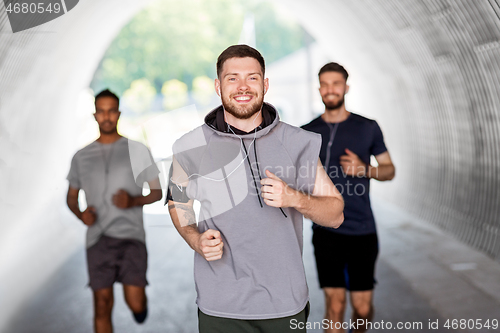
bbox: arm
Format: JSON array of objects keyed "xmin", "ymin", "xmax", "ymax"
[
  {"xmin": 66, "ymin": 186, "xmax": 96, "ymax": 226},
  {"xmin": 167, "ymin": 157, "xmax": 223, "ymax": 261},
  {"xmin": 260, "ymin": 159, "xmax": 344, "ymax": 228},
  {"xmin": 340, "ymin": 149, "xmax": 395, "ymax": 181},
  {"xmin": 112, "ymin": 177, "xmax": 163, "ymax": 208},
  {"xmin": 367, "ymin": 151, "xmax": 395, "ymax": 181}
]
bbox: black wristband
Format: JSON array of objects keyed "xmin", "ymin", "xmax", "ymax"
[{"xmin": 165, "ymin": 184, "xmax": 190, "ymax": 204}]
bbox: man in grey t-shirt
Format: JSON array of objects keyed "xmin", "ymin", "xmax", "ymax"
[
  {"xmin": 167, "ymin": 45, "xmax": 345, "ymax": 333},
  {"xmin": 66, "ymin": 89, "xmax": 161, "ymax": 333}
]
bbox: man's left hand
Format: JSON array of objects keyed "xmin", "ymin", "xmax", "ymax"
[
  {"xmin": 340, "ymin": 148, "xmax": 367, "ymax": 177},
  {"xmin": 113, "ymin": 189, "xmax": 134, "ymax": 209},
  {"xmin": 260, "ymin": 170, "xmax": 297, "ymax": 208}
]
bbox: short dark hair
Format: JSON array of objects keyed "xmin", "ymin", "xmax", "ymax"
[
  {"xmin": 95, "ymin": 89, "xmax": 119, "ymax": 106},
  {"xmin": 318, "ymin": 62, "xmax": 349, "ymax": 81},
  {"xmin": 216, "ymin": 44, "xmax": 265, "ymax": 78}
]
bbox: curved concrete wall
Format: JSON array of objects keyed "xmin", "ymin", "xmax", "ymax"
[
  {"xmin": 279, "ymin": 0, "xmax": 500, "ymax": 259},
  {"xmin": 0, "ymin": 0, "xmax": 155, "ymax": 327},
  {"xmin": 1, "ymin": 0, "xmax": 500, "ymax": 324}
]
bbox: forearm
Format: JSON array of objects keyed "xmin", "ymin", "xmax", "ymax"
[
  {"xmin": 131, "ymin": 189, "xmax": 163, "ymax": 207},
  {"xmin": 167, "ymin": 201, "xmax": 201, "ymax": 252},
  {"xmin": 66, "ymin": 193, "xmax": 83, "ymax": 220},
  {"xmin": 367, "ymin": 164, "xmax": 395, "ymax": 181},
  {"xmin": 67, "ymin": 202, "xmax": 83, "ymax": 220},
  {"xmin": 294, "ymin": 191, "xmax": 344, "ymax": 228}
]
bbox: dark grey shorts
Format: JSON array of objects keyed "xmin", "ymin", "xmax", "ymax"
[{"xmin": 86, "ymin": 235, "xmax": 148, "ymax": 291}]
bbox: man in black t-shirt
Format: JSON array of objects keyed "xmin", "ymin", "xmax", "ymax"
[{"xmin": 302, "ymin": 63, "xmax": 395, "ymax": 333}]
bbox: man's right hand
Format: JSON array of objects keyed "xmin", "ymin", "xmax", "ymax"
[
  {"xmin": 81, "ymin": 206, "xmax": 97, "ymax": 226},
  {"xmin": 195, "ymin": 229, "xmax": 223, "ymax": 261}
]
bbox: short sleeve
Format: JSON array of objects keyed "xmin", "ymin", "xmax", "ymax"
[
  {"xmin": 137, "ymin": 146, "xmax": 160, "ymax": 183},
  {"xmin": 67, "ymin": 154, "xmax": 81, "ymax": 189},
  {"xmin": 370, "ymin": 121, "xmax": 388, "ymax": 157},
  {"xmin": 136, "ymin": 158, "xmax": 160, "ymax": 185},
  {"xmin": 281, "ymin": 124, "xmax": 322, "ymax": 195},
  {"xmin": 171, "ymin": 126, "xmax": 210, "ymax": 177},
  {"xmin": 131, "ymin": 142, "xmax": 160, "ymax": 184}
]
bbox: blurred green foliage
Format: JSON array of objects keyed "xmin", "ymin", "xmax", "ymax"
[
  {"xmin": 161, "ymin": 79, "xmax": 188, "ymax": 110},
  {"xmin": 90, "ymin": 0, "xmax": 306, "ymax": 96},
  {"xmin": 122, "ymin": 78, "xmax": 156, "ymax": 114}
]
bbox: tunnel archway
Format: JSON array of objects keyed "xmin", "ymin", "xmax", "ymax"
[{"xmin": 2, "ymin": 0, "xmax": 500, "ymax": 328}]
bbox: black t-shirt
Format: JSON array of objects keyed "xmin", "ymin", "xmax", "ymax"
[{"xmin": 301, "ymin": 113, "xmax": 387, "ymax": 235}]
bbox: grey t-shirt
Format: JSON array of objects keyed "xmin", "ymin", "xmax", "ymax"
[
  {"xmin": 173, "ymin": 104, "xmax": 321, "ymax": 320},
  {"xmin": 67, "ymin": 137, "xmax": 159, "ymax": 248}
]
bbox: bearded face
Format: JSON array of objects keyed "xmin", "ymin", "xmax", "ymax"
[
  {"xmin": 319, "ymin": 71, "xmax": 348, "ymax": 111},
  {"xmin": 94, "ymin": 97, "xmax": 120, "ymax": 134},
  {"xmin": 221, "ymin": 89, "xmax": 265, "ymax": 120},
  {"xmin": 217, "ymin": 57, "xmax": 268, "ymax": 120},
  {"xmin": 322, "ymin": 94, "xmax": 345, "ymax": 111}
]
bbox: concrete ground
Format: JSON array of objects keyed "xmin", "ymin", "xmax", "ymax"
[{"xmin": 6, "ymin": 198, "xmax": 500, "ymax": 332}]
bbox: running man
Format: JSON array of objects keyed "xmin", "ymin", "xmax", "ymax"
[
  {"xmin": 167, "ymin": 45, "xmax": 344, "ymax": 333},
  {"xmin": 302, "ymin": 62, "xmax": 395, "ymax": 333},
  {"xmin": 66, "ymin": 89, "xmax": 162, "ymax": 333}
]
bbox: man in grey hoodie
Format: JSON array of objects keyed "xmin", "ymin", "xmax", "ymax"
[{"xmin": 167, "ymin": 45, "xmax": 344, "ymax": 333}]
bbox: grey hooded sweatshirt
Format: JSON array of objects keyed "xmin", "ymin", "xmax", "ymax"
[{"xmin": 172, "ymin": 103, "xmax": 321, "ymax": 320}]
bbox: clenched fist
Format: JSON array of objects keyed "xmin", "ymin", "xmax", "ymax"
[
  {"xmin": 81, "ymin": 206, "xmax": 97, "ymax": 226},
  {"xmin": 113, "ymin": 189, "xmax": 133, "ymax": 209},
  {"xmin": 196, "ymin": 229, "xmax": 224, "ymax": 261},
  {"xmin": 340, "ymin": 148, "xmax": 367, "ymax": 177}
]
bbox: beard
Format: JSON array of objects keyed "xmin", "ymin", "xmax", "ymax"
[
  {"xmin": 222, "ymin": 91, "xmax": 264, "ymax": 120},
  {"xmin": 323, "ymin": 95, "xmax": 345, "ymax": 111},
  {"xmin": 99, "ymin": 122, "xmax": 118, "ymax": 135}
]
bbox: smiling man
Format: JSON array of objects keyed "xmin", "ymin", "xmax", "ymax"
[
  {"xmin": 167, "ymin": 45, "xmax": 344, "ymax": 333},
  {"xmin": 302, "ymin": 63, "xmax": 396, "ymax": 333},
  {"xmin": 66, "ymin": 89, "xmax": 162, "ymax": 333}
]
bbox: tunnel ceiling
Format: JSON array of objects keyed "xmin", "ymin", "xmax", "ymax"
[{"xmin": 1, "ymin": 0, "xmax": 500, "ymax": 264}]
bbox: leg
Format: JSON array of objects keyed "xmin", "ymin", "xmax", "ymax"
[
  {"xmin": 350, "ymin": 290, "xmax": 374, "ymax": 333},
  {"xmin": 118, "ymin": 239, "xmax": 149, "ymax": 323},
  {"xmin": 344, "ymin": 233, "xmax": 378, "ymax": 333},
  {"xmin": 324, "ymin": 287, "xmax": 347, "ymax": 333},
  {"xmin": 93, "ymin": 287, "xmax": 114, "ymax": 333},
  {"xmin": 123, "ymin": 284, "xmax": 148, "ymax": 323},
  {"xmin": 123, "ymin": 284, "xmax": 147, "ymax": 313},
  {"xmin": 312, "ymin": 229, "xmax": 349, "ymax": 333},
  {"xmin": 87, "ymin": 237, "xmax": 118, "ymax": 333}
]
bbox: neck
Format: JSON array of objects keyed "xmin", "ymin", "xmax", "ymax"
[
  {"xmin": 321, "ymin": 105, "xmax": 349, "ymax": 123},
  {"xmin": 224, "ymin": 110, "xmax": 263, "ymax": 133},
  {"xmin": 97, "ymin": 131, "xmax": 121, "ymax": 144}
]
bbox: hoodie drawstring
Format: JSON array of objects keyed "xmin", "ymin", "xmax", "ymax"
[
  {"xmin": 241, "ymin": 139, "xmax": 263, "ymax": 208},
  {"xmin": 242, "ymin": 138, "xmax": 287, "ymax": 218}
]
